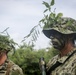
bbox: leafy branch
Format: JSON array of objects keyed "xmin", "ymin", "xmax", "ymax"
[{"xmin": 22, "ymin": 0, "xmax": 63, "ymax": 45}]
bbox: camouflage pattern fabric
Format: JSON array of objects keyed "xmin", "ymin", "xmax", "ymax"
[
  {"xmin": 46, "ymin": 49, "xmax": 76, "ymax": 75},
  {"xmin": 0, "ymin": 59, "xmax": 24, "ymax": 75}
]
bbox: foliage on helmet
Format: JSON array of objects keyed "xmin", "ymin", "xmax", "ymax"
[
  {"xmin": 0, "ymin": 34, "xmax": 17, "ymax": 52},
  {"xmin": 39, "ymin": 0, "xmax": 76, "ymax": 33},
  {"xmin": 43, "ymin": 17, "xmax": 76, "ymax": 34}
]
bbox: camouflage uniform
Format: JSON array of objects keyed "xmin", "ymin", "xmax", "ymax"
[
  {"xmin": 0, "ymin": 59, "xmax": 24, "ymax": 75},
  {"xmin": 46, "ymin": 49, "xmax": 76, "ymax": 75}
]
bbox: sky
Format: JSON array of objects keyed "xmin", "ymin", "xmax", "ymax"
[{"xmin": 0, "ymin": 0, "xmax": 76, "ymax": 49}]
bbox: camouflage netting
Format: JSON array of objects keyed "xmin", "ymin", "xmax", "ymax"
[
  {"xmin": 0, "ymin": 34, "xmax": 16, "ymax": 52},
  {"xmin": 43, "ymin": 17, "xmax": 76, "ymax": 34}
]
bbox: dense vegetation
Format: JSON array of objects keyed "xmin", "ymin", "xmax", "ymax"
[{"xmin": 8, "ymin": 44, "xmax": 59, "ymax": 75}]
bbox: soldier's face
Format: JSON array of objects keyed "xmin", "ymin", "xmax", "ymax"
[
  {"xmin": 50, "ymin": 35, "xmax": 64, "ymax": 50},
  {"xmin": 0, "ymin": 51, "xmax": 7, "ymax": 65}
]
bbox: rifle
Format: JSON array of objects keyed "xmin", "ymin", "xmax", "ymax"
[{"xmin": 39, "ymin": 57, "xmax": 46, "ymax": 75}]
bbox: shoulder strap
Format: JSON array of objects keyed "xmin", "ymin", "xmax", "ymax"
[
  {"xmin": 47, "ymin": 50, "xmax": 76, "ymax": 75},
  {"xmin": 46, "ymin": 61, "xmax": 61, "ymax": 75}
]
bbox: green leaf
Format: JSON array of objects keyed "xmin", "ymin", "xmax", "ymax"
[
  {"xmin": 42, "ymin": 1, "xmax": 50, "ymax": 8},
  {"xmin": 55, "ymin": 13, "xmax": 63, "ymax": 21},
  {"xmin": 39, "ymin": 19, "xmax": 45, "ymax": 23},
  {"xmin": 50, "ymin": 0, "xmax": 55, "ymax": 6},
  {"xmin": 50, "ymin": 13, "xmax": 56, "ymax": 19},
  {"xmin": 44, "ymin": 9, "xmax": 48, "ymax": 13},
  {"xmin": 57, "ymin": 13, "xmax": 63, "ymax": 18}
]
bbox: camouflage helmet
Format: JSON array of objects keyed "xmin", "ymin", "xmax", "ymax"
[
  {"xmin": 0, "ymin": 34, "xmax": 16, "ymax": 52},
  {"xmin": 43, "ymin": 17, "xmax": 76, "ymax": 39}
]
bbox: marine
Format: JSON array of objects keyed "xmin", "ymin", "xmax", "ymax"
[
  {"xmin": 0, "ymin": 34, "xmax": 24, "ymax": 75},
  {"xmin": 42, "ymin": 17, "xmax": 76, "ymax": 75}
]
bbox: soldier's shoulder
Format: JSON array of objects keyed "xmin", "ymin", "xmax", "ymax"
[
  {"xmin": 48, "ymin": 55, "xmax": 58, "ymax": 62},
  {"xmin": 7, "ymin": 60, "xmax": 24, "ymax": 75},
  {"xmin": 46, "ymin": 55, "xmax": 58, "ymax": 70}
]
